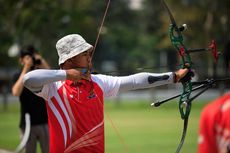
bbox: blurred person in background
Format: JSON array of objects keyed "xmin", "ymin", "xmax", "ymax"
[
  {"xmin": 198, "ymin": 93, "xmax": 230, "ymax": 153},
  {"xmin": 12, "ymin": 45, "xmax": 50, "ymax": 153},
  {"xmin": 23, "ymin": 34, "xmax": 193, "ymax": 153}
]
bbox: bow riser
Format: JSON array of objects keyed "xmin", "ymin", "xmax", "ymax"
[{"xmin": 169, "ymin": 23, "xmax": 193, "ymax": 119}]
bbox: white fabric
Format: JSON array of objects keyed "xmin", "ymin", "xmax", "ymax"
[
  {"xmin": 23, "ymin": 69, "xmax": 174, "ymax": 100},
  {"xmin": 92, "ymin": 72, "xmax": 174, "ymax": 97},
  {"xmin": 56, "ymin": 34, "xmax": 93, "ymax": 65},
  {"xmin": 23, "ymin": 69, "xmax": 66, "ymax": 93}
]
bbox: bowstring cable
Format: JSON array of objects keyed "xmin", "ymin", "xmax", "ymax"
[
  {"xmin": 90, "ymin": 0, "xmax": 131, "ymax": 152},
  {"xmin": 90, "ymin": 0, "xmax": 111, "ymax": 60},
  {"xmin": 94, "ymin": 92, "xmax": 131, "ymax": 153}
]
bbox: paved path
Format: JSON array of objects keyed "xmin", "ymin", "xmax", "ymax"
[{"xmin": 0, "ymin": 149, "xmax": 13, "ymax": 153}]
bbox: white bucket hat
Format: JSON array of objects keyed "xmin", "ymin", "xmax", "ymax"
[{"xmin": 56, "ymin": 34, "xmax": 93, "ymax": 65}]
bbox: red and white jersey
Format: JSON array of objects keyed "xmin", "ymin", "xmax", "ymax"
[
  {"xmin": 23, "ymin": 70, "xmax": 174, "ymax": 153},
  {"xmin": 198, "ymin": 93, "xmax": 230, "ymax": 153},
  {"xmin": 37, "ymin": 74, "xmax": 120, "ymax": 153}
]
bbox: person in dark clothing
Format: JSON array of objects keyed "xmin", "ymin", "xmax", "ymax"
[{"xmin": 12, "ymin": 45, "xmax": 50, "ymax": 153}]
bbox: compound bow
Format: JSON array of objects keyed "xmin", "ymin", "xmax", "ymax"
[{"xmin": 151, "ymin": 1, "xmax": 220, "ymax": 153}]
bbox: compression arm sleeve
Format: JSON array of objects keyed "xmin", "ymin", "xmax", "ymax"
[
  {"xmin": 23, "ymin": 69, "xmax": 66, "ymax": 92},
  {"xmin": 118, "ymin": 72, "xmax": 174, "ymax": 93}
]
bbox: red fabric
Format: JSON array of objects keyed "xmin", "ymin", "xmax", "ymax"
[
  {"xmin": 47, "ymin": 80, "xmax": 105, "ymax": 153},
  {"xmin": 198, "ymin": 93, "xmax": 230, "ymax": 153}
]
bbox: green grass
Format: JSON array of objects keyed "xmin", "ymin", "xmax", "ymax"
[
  {"xmin": 0, "ymin": 99, "xmax": 208, "ymax": 153},
  {"xmin": 0, "ymin": 103, "xmax": 20, "ymax": 151},
  {"xmin": 104, "ymin": 100, "xmax": 208, "ymax": 153}
]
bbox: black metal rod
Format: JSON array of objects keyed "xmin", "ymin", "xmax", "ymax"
[
  {"xmin": 191, "ymin": 79, "xmax": 214, "ymax": 86},
  {"xmin": 151, "ymin": 77, "xmax": 230, "ymax": 107},
  {"xmin": 192, "ymin": 77, "xmax": 230, "ymax": 85},
  {"xmin": 213, "ymin": 77, "xmax": 230, "ymax": 82},
  {"xmin": 192, "ymin": 81, "xmax": 210, "ymax": 86},
  {"xmin": 151, "ymin": 84, "xmax": 206, "ymax": 107},
  {"xmin": 188, "ymin": 78, "xmax": 230, "ymax": 103},
  {"xmin": 187, "ymin": 48, "xmax": 210, "ymax": 53},
  {"xmin": 187, "ymin": 83, "xmax": 213, "ymax": 103}
]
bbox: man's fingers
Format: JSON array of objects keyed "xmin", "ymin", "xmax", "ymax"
[
  {"xmin": 179, "ymin": 69, "xmax": 194, "ymax": 83},
  {"xmin": 81, "ymin": 75, "xmax": 91, "ymax": 81},
  {"xmin": 174, "ymin": 68, "xmax": 195, "ymax": 83}
]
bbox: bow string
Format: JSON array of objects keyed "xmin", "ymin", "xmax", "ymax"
[{"xmin": 89, "ymin": 1, "xmax": 132, "ymax": 153}]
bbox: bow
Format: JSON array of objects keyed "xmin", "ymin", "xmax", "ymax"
[
  {"xmin": 160, "ymin": 1, "xmax": 192, "ymax": 152},
  {"xmin": 151, "ymin": 1, "xmax": 220, "ymax": 153}
]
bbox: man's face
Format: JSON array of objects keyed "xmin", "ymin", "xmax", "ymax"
[
  {"xmin": 20, "ymin": 55, "xmax": 33, "ymax": 67},
  {"xmin": 68, "ymin": 49, "xmax": 92, "ymax": 69}
]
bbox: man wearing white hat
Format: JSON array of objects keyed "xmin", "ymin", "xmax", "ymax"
[{"xmin": 23, "ymin": 34, "xmax": 192, "ymax": 153}]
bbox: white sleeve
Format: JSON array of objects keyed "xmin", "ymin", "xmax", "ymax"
[
  {"xmin": 117, "ymin": 72, "xmax": 174, "ymax": 92},
  {"xmin": 92, "ymin": 74, "xmax": 121, "ymax": 97},
  {"xmin": 23, "ymin": 69, "xmax": 66, "ymax": 93},
  {"xmin": 92, "ymin": 72, "xmax": 174, "ymax": 97}
]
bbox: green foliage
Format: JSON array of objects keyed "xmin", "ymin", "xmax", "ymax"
[{"xmin": 1, "ymin": 0, "xmax": 229, "ymax": 75}]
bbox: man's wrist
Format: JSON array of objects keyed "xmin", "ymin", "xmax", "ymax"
[{"xmin": 173, "ymin": 72, "xmax": 178, "ymax": 83}]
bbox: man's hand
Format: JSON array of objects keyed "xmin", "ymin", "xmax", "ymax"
[
  {"xmin": 66, "ymin": 68, "xmax": 91, "ymax": 81},
  {"xmin": 22, "ymin": 55, "xmax": 33, "ymax": 69},
  {"xmin": 34, "ymin": 53, "xmax": 50, "ymax": 69},
  {"xmin": 174, "ymin": 68, "xmax": 194, "ymax": 83}
]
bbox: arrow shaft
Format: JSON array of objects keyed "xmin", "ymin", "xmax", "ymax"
[{"xmin": 187, "ymin": 48, "xmax": 210, "ymax": 53}]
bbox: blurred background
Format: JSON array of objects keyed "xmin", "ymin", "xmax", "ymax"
[
  {"xmin": 1, "ymin": 0, "xmax": 230, "ymax": 97},
  {"xmin": 1, "ymin": 0, "xmax": 230, "ymax": 152}
]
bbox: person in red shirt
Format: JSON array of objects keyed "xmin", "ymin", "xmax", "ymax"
[
  {"xmin": 23, "ymin": 34, "xmax": 192, "ymax": 153},
  {"xmin": 198, "ymin": 93, "xmax": 230, "ymax": 153}
]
